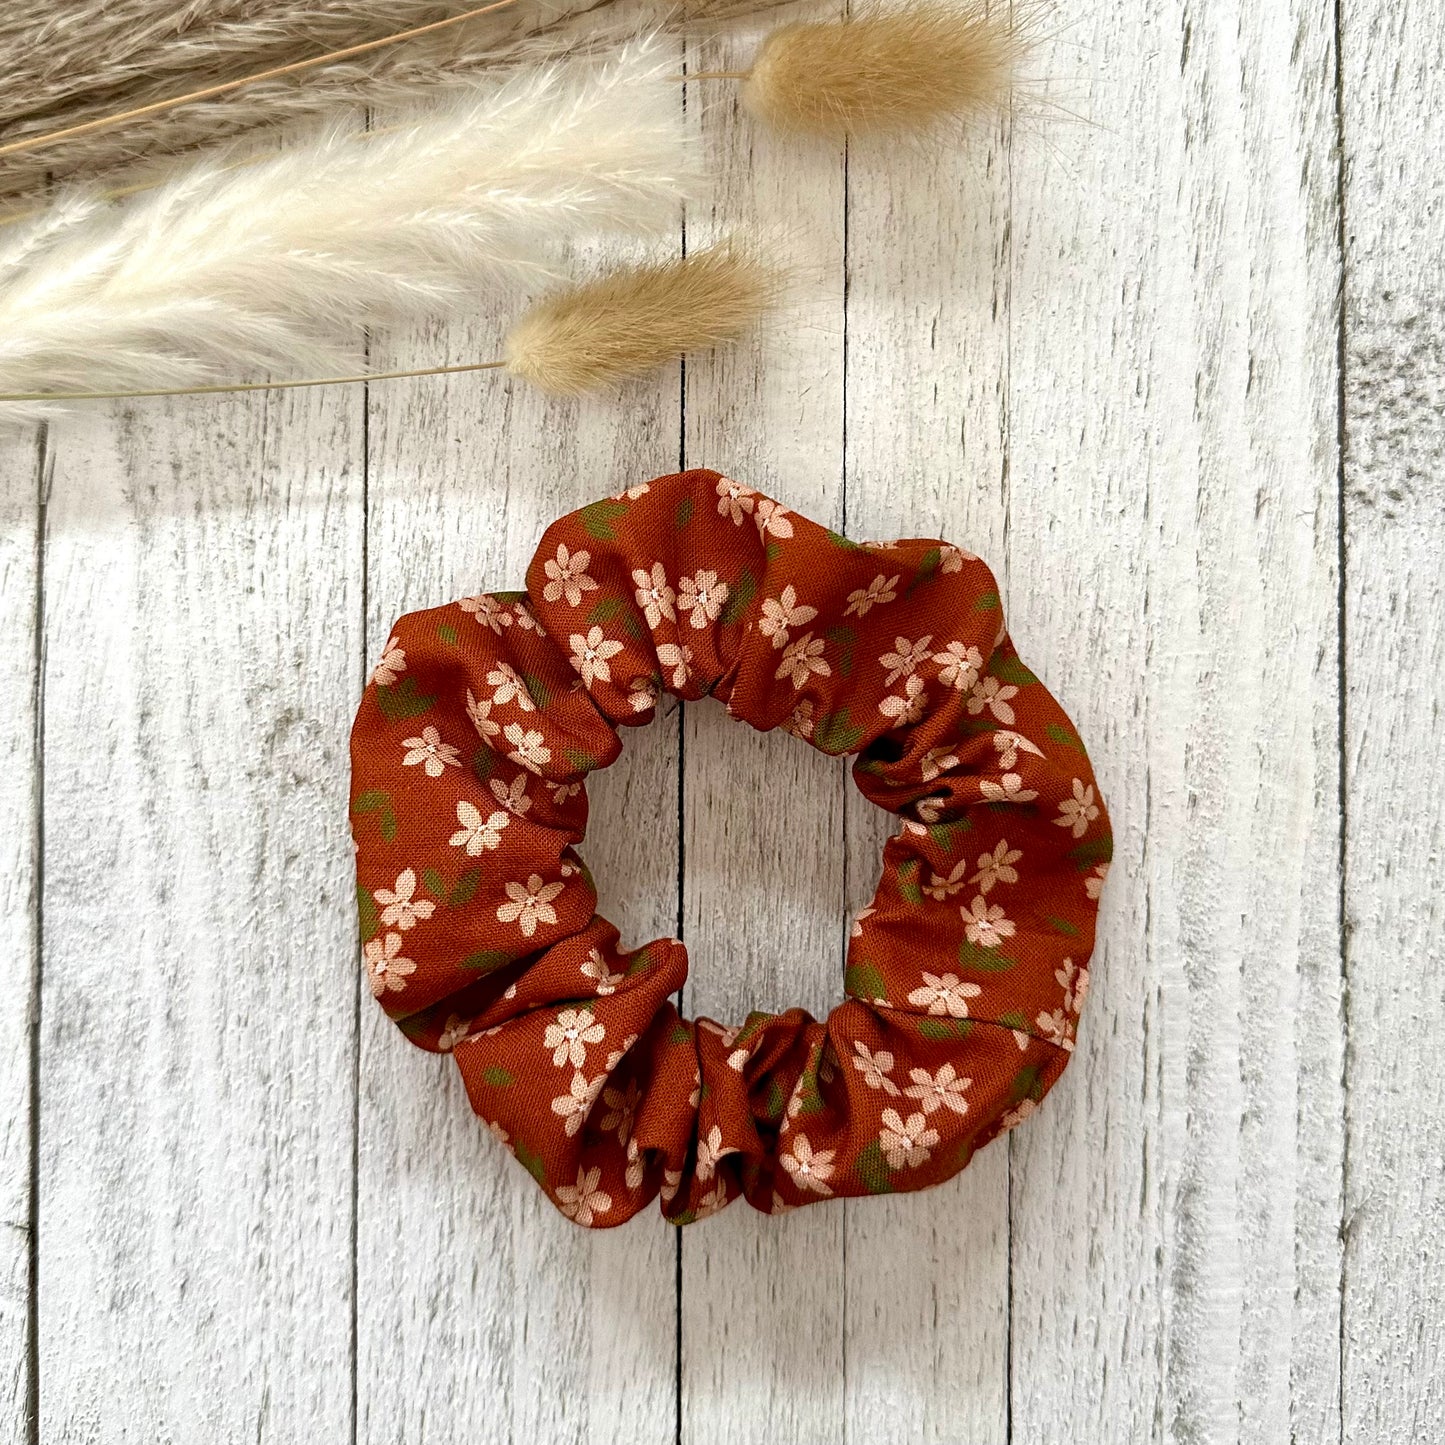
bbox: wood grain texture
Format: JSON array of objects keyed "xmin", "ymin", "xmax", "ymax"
[
  {"xmin": 36, "ymin": 394, "xmax": 363, "ymax": 1440},
  {"xmin": 1005, "ymin": 3, "xmax": 1345, "ymax": 1442},
  {"xmin": 9, "ymin": 0, "xmax": 1445, "ymax": 1437},
  {"xmin": 1339, "ymin": 1, "xmax": 1445, "ymax": 1436},
  {"xmin": 839, "ymin": 110, "xmax": 1013, "ymax": 1445},
  {"xmin": 357, "ymin": 265, "xmax": 680, "ymax": 1445},
  {"xmin": 677, "ymin": 10, "xmax": 849, "ymax": 1445},
  {"xmin": 0, "ymin": 430, "xmax": 39, "ymax": 1445}
]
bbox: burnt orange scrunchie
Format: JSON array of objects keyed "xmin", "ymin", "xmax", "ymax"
[{"xmin": 349, "ymin": 469, "xmax": 1111, "ymax": 1226}]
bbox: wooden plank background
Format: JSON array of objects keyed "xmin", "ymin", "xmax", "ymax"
[{"xmin": 1, "ymin": 0, "xmax": 1441, "ymax": 1439}]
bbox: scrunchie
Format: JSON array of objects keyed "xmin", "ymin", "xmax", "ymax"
[{"xmin": 350, "ymin": 470, "xmax": 1111, "ymax": 1226}]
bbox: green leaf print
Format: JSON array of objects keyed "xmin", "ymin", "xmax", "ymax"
[
  {"xmin": 461, "ymin": 949, "xmax": 514, "ymax": 973},
  {"xmin": 437, "ymin": 622, "xmax": 459, "ymax": 646},
  {"xmin": 1009, "ymin": 1063, "xmax": 1046, "ymax": 1105},
  {"xmin": 521, "ymin": 673, "xmax": 552, "ymax": 710},
  {"xmin": 1046, "ymin": 915, "xmax": 1082, "ymax": 937},
  {"xmin": 375, "ymin": 676, "xmax": 436, "ymax": 723},
  {"xmin": 514, "ymin": 1141, "xmax": 548, "ymax": 1185},
  {"xmin": 355, "ymin": 883, "xmax": 381, "ymax": 943},
  {"xmin": 917, "ymin": 1016, "xmax": 973, "ymax": 1042},
  {"xmin": 845, "ymin": 961, "xmax": 888, "ymax": 1001},
  {"xmin": 674, "ymin": 494, "xmax": 695, "ymax": 530},
  {"xmin": 904, "ymin": 547, "xmax": 941, "ymax": 597},
  {"xmin": 972, "ymin": 589, "xmax": 1000, "ymax": 612},
  {"xmin": 721, "ymin": 567, "xmax": 757, "ymax": 626},
  {"xmin": 1046, "ymin": 722, "xmax": 1084, "ymax": 751},
  {"xmin": 815, "ymin": 709, "xmax": 864, "ymax": 754},
  {"xmin": 824, "ymin": 624, "xmax": 856, "ymax": 677},
  {"xmin": 351, "ymin": 790, "xmax": 397, "ymax": 843},
  {"xmin": 989, "ymin": 654, "xmax": 1038, "ymax": 688},
  {"xmin": 480, "ymin": 1066, "xmax": 514, "ymax": 1088},
  {"xmin": 897, "ymin": 858, "xmax": 924, "ymax": 906},
  {"xmin": 1068, "ymin": 835, "xmax": 1113, "ymax": 869},
  {"xmin": 856, "ymin": 1139, "xmax": 895, "ymax": 1195},
  {"xmin": 956, "ymin": 939, "xmax": 1017, "ymax": 973},
  {"xmin": 579, "ymin": 497, "xmax": 631, "ymax": 540}
]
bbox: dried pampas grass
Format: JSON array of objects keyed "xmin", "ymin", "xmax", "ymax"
[
  {"xmin": 741, "ymin": 1, "xmax": 1026, "ymax": 138},
  {"xmin": 0, "ymin": 0, "xmax": 791, "ymax": 200},
  {"xmin": 504, "ymin": 241, "xmax": 783, "ymax": 395},
  {"xmin": 0, "ymin": 240, "xmax": 782, "ymax": 416},
  {"xmin": 0, "ymin": 45, "xmax": 697, "ymax": 423}
]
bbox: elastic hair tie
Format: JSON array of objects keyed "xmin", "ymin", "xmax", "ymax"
[{"xmin": 349, "ymin": 469, "xmax": 1111, "ymax": 1226}]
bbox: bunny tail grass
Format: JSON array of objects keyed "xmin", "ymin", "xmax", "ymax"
[
  {"xmin": 742, "ymin": 1, "xmax": 1027, "ymax": 139},
  {"xmin": 502, "ymin": 242, "xmax": 783, "ymax": 396}
]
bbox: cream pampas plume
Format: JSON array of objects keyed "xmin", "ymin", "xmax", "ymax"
[
  {"xmin": 736, "ymin": 1, "xmax": 1026, "ymax": 137},
  {"xmin": 0, "ymin": 0, "xmax": 790, "ymax": 200},
  {"xmin": 0, "ymin": 44, "xmax": 698, "ymax": 423},
  {"xmin": 504, "ymin": 242, "xmax": 783, "ymax": 395},
  {"xmin": 0, "ymin": 240, "xmax": 782, "ymax": 416}
]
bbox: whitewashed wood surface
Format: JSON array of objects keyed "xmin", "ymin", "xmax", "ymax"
[{"xmin": 2, "ymin": 0, "xmax": 1442, "ymax": 1440}]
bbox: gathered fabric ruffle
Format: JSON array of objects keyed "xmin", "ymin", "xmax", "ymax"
[{"xmin": 349, "ymin": 469, "xmax": 1111, "ymax": 1225}]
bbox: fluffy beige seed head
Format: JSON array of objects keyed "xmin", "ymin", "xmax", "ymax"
[
  {"xmin": 742, "ymin": 2, "xmax": 1024, "ymax": 139},
  {"xmin": 503, "ymin": 242, "xmax": 783, "ymax": 397}
]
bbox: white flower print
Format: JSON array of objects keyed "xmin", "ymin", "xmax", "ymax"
[
  {"xmin": 923, "ymin": 860, "xmax": 969, "ymax": 901},
  {"xmin": 542, "ymin": 543, "xmax": 599, "ymax": 607},
  {"xmin": 512, "ymin": 601, "xmax": 546, "ymax": 634},
  {"xmin": 1086, "ymin": 861, "xmax": 1111, "ymax": 900},
  {"xmin": 782, "ymin": 698, "xmax": 815, "ymax": 739},
  {"xmin": 600, "ymin": 1079, "xmax": 640, "ymax": 1144},
  {"xmin": 998, "ymin": 1098, "xmax": 1039, "ymax": 1132},
  {"xmin": 458, "ymin": 595, "xmax": 513, "ymax": 634},
  {"xmin": 913, "ymin": 795, "xmax": 946, "ymax": 824},
  {"xmin": 550, "ymin": 1070, "xmax": 605, "ymax": 1136},
  {"xmin": 401, "ymin": 725, "xmax": 461, "ymax": 778},
  {"xmin": 715, "ymin": 476, "xmax": 756, "ymax": 525},
  {"xmin": 850, "ymin": 1041, "xmax": 900, "ymax": 1095},
  {"xmin": 487, "ymin": 1119, "xmax": 511, "ymax": 1146},
  {"xmin": 850, "ymin": 905, "xmax": 875, "ymax": 939},
  {"xmin": 545, "ymin": 1008, "xmax": 606, "ymax": 1069},
  {"xmin": 604, "ymin": 1033, "xmax": 639, "ymax": 1072},
  {"xmin": 755, "ymin": 497, "xmax": 794, "ymax": 538},
  {"xmin": 879, "ymin": 674, "xmax": 927, "ymax": 725},
  {"xmin": 449, "ymin": 801, "xmax": 510, "ymax": 856},
  {"xmin": 465, "ymin": 689, "xmax": 501, "ymax": 742},
  {"xmin": 678, "ymin": 570, "xmax": 729, "ymax": 628},
  {"xmin": 695, "ymin": 1124, "xmax": 736, "ymax": 1182},
  {"xmin": 627, "ymin": 675, "xmax": 660, "ymax": 713},
  {"xmin": 547, "ymin": 778, "xmax": 582, "ymax": 803},
  {"xmin": 907, "ymin": 971, "xmax": 981, "ymax": 1018},
  {"xmin": 370, "ymin": 635, "xmax": 406, "ymax": 686},
  {"xmin": 939, "ymin": 543, "xmax": 975, "ymax": 573},
  {"xmin": 625, "ymin": 1141, "xmax": 647, "ymax": 1191},
  {"xmin": 967, "ymin": 676, "xmax": 1019, "ymax": 724},
  {"xmin": 373, "ymin": 868, "xmax": 435, "ymax": 930},
  {"xmin": 775, "ymin": 632, "xmax": 830, "ymax": 688},
  {"xmin": 920, "ymin": 745, "xmax": 960, "ymax": 782},
  {"xmin": 661, "ymin": 1168, "xmax": 683, "ymax": 1204},
  {"xmin": 979, "ymin": 771, "xmax": 1039, "ymax": 804},
  {"xmin": 971, "ymin": 839, "xmax": 1023, "ymax": 893},
  {"xmin": 780, "ymin": 1134, "xmax": 835, "ymax": 1196},
  {"xmin": 503, "ymin": 723, "xmax": 551, "ymax": 774},
  {"xmin": 1036, "ymin": 1007, "xmax": 1075, "ymax": 1052},
  {"xmin": 695, "ymin": 1180, "xmax": 731, "ymax": 1220},
  {"xmin": 437, "ymin": 1014, "xmax": 471, "ymax": 1051},
  {"xmin": 632, "ymin": 563, "xmax": 676, "ymax": 627},
  {"xmin": 961, "ymin": 894, "xmax": 1016, "ymax": 948},
  {"xmin": 1057, "ymin": 957, "xmax": 1089, "ymax": 1015},
  {"xmin": 880, "ymin": 635, "xmax": 934, "ymax": 687},
  {"xmin": 903, "ymin": 1062, "xmax": 971, "ymax": 1116},
  {"xmin": 619, "ymin": 482, "xmax": 651, "ymax": 501},
  {"xmin": 992, "ymin": 729, "xmax": 1045, "ymax": 770},
  {"xmin": 556, "ymin": 1165, "xmax": 612, "ymax": 1225},
  {"xmin": 879, "ymin": 1109, "xmax": 939, "ymax": 1169},
  {"xmin": 364, "ymin": 932, "xmax": 415, "ymax": 996},
  {"xmin": 656, "ymin": 642, "xmax": 693, "ymax": 689},
  {"xmin": 581, "ymin": 948, "xmax": 625, "ymax": 995},
  {"xmin": 727, "ymin": 1046, "xmax": 750, "ymax": 1072},
  {"xmin": 496, "ymin": 873, "xmax": 564, "ymax": 936},
  {"xmin": 569, "ymin": 626, "xmax": 624, "ymax": 687},
  {"xmin": 934, "ymin": 640, "xmax": 984, "ymax": 692},
  {"xmin": 487, "ymin": 662, "xmax": 535, "ymax": 712},
  {"xmin": 844, "ymin": 573, "xmax": 899, "ymax": 618},
  {"xmin": 490, "ymin": 774, "xmax": 531, "ymax": 817},
  {"xmin": 1055, "ymin": 779, "xmax": 1100, "ymax": 838},
  {"xmin": 759, "ymin": 584, "xmax": 819, "ymax": 650}
]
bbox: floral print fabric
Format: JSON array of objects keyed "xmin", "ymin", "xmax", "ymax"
[{"xmin": 350, "ymin": 470, "xmax": 1111, "ymax": 1227}]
